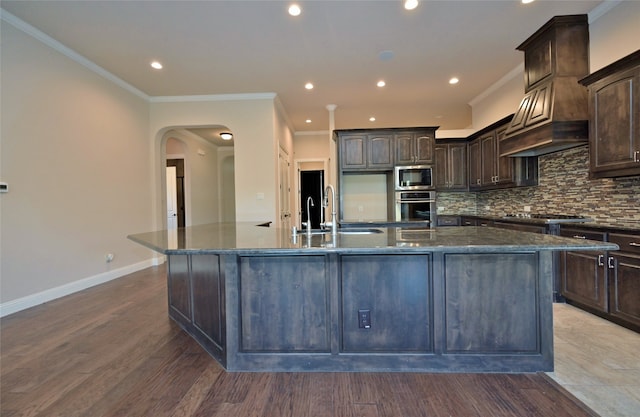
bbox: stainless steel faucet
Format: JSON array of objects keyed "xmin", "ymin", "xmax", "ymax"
[
  {"xmin": 322, "ymin": 184, "xmax": 337, "ymax": 236},
  {"xmin": 305, "ymin": 196, "xmax": 314, "ymax": 235}
]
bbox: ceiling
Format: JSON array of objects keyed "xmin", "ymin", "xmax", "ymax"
[{"xmin": 2, "ymin": 0, "xmax": 605, "ymax": 136}]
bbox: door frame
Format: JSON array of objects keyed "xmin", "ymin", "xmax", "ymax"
[{"xmin": 294, "ymin": 158, "xmax": 329, "ymax": 229}]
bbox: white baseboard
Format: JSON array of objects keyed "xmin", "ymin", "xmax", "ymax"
[{"xmin": 0, "ymin": 257, "xmax": 165, "ymax": 318}]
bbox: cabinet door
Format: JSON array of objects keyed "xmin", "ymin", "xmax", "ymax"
[
  {"xmin": 340, "ymin": 135, "xmax": 367, "ymax": 170},
  {"xmin": 589, "ymin": 67, "xmax": 640, "ymax": 176},
  {"xmin": 495, "ymin": 126, "xmax": 515, "ymax": 186},
  {"xmin": 434, "ymin": 145, "xmax": 448, "ymax": 190},
  {"xmin": 609, "ymin": 254, "xmax": 640, "ymax": 329},
  {"xmin": 395, "ymin": 133, "xmax": 415, "ymax": 165},
  {"xmin": 468, "ymin": 140, "xmax": 481, "ymax": 190},
  {"xmin": 414, "ymin": 134, "xmax": 434, "ymax": 164},
  {"xmin": 448, "ymin": 143, "xmax": 468, "ymax": 190},
  {"xmin": 480, "ymin": 133, "xmax": 496, "ymax": 186},
  {"xmin": 368, "ymin": 134, "xmax": 394, "ymax": 169},
  {"xmin": 561, "ymin": 251, "xmax": 608, "ymax": 312}
]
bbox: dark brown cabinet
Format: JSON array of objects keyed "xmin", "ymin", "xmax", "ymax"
[
  {"xmin": 608, "ymin": 232, "xmax": 640, "ymax": 329},
  {"xmin": 559, "ymin": 228, "xmax": 608, "ymax": 313},
  {"xmin": 559, "ymin": 226, "xmax": 640, "ymax": 332},
  {"xmin": 339, "ymin": 133, "xmax": 394, "ymax": 171},
  {"xmin": 468, "ymin": 117, "xmax": 516, "ymax": 190},
  {"xmin": 434, "ymin": 141, "xmax": 467, "ymax": 191},
  {"xmin": 395, "ymin": 132, "xmax": 434, "ymax": 165},
  {"xmin": 579, "ymin": 50, "xmax": 640, "ymax": 178}
]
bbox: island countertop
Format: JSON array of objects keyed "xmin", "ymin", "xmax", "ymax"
[{"xmin": 128, "ymin": 222, "xmax": 618, "ymax": 254}]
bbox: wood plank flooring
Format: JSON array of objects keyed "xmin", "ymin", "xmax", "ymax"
[{"xmin": 0, "ymin": 265, "xmax": 604, "ymax": 416}]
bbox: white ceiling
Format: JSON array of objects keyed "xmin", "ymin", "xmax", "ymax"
[{"xmin": 2, "ymin": 0, "xmax": 605, "ymax": 134}]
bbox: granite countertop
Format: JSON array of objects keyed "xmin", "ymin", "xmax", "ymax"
[
  {"xmin": 457, "ymin": 215, "xmax": 640, "ymax": 232},
  {"xmin": 128, "ymin": 222, "xmax": 618, "ymax": 255}
]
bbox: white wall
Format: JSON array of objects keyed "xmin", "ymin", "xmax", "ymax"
[
  {"xmin": 588, "ymin": 1, "xmax": 640, "ymax": 72},
  {"xmin": 0, "ymin": 24, "xmax": 153, "ymax": 308},
  {"xmin": 165, "ymin": 130, "xmax": 221, "ymax": 226},
  {"xmin": 149, "ymin": 98, "xmax": 279, "ymax": 228}
]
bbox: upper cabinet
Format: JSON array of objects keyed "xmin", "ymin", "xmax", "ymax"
[
  {"xmin": 579, "ymin": 50, "xmax": 640, "ymax": 179},
  {"xmin": 434, "ymin": 140, "xmax": 467, "ymax": 191},
  {"xmin": 395, "ymin": 132, "xmax": 434, "ymax": 165},
  {"xmin": 338, "ymin": 133, "xmax": 393, "ymax": 171},
  {"xmin": 468, "ymin": 116, "xmax": 517, "ymax": 190},
  {"xmin": 336, "ymin": 128, "xmax": 437, "ymax": 172}
]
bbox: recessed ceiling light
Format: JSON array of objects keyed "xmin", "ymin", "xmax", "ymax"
[
  {"xmin": 449, "ymin": 77, "xmax": 459, "ymax": 85},
  {"xmin": 369, "ymin": 117, "xmax": 376, "ymax": 122},
  {"xmin": 220, "ymin": 132, "xmax": 233, "ymax": 140},
  {"xmin": 377, "ymin": 80, "xmax": 386, "ymax": 87},
  {"xmin": 521, "ymin": 0, "xmax": 535, "ymax": 4},
  {"xmin": 288, "ymin": 4, "xmax": 301, "ymax": 16},
  {"xmin": 305, "ymin": 119, "xmax": 312, "ymax": 124},
  {"xmin": 305, "ymin": 82, "xmax": 314, "ymax": 90},
  {"xmin": 404, "ymin": 0, "xmax": 419, "ymax": 10},
  {"xmin": 150, "ymin": 61, "xmax": 163, "ymax": 70}
]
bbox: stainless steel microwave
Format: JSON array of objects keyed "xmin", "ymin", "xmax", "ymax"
[{"xmin": 394, "ymin": 165, "xmax": 433, "ymax": 190}]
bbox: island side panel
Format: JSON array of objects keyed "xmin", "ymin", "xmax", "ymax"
[
  {"xmin": 191, "ymin": 254, "xmax": 225, "ymax": 351},
  {"xmin": 340, "ymin": 254, "xmax": 432, "ymax": 352},
  {"xmin": 167, "ymin": 254, "xmax": 190, "ymax": 324},
  {"xmin": 167, "ymin": 254, "xmax": 227, "ymax": 367},
  {"xmin": 441, "ymin": 251, "xmax": 553, "ymax": 371},
  {"xmin": 238, "ymin": 255, "xmax": 331, "ymax": 352}
]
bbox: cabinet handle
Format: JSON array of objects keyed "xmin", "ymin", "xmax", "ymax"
[
  {"xmin": 573, "ymin": 235, "xmax": 586, "ymax": 239},
  {"xmin": 634, "ymin": 150, "xmax": 640, "ymax": 162},
  {"xmin": 608, "ymin": 256, "xmax": 615, "ymax": 269},
  {"xmin": 630, "ymin": 242, "xmax": 640, "ymax": 247},
  {"xmin": 598, "ymin": 254, "xmax": 604, "ymax": 267}
]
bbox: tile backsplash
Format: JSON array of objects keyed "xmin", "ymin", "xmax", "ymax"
[{"xmin": 438, "ymin": 145, "xmax": 640, "ymax": 227}]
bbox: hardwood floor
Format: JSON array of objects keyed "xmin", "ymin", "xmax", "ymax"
[{"xmin": 1, "ymin": 265, "xmax": 631, "ymax": 417}]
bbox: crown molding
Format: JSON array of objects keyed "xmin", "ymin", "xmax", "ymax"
[
  {"xmin": 1, "ymin": 8, "xmax": 149, "ymax": 100},
  {"xmin": 149, "ymin": 93, "xmax": 277, "ymax": 103}
]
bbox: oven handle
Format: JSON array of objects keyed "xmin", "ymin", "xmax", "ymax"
[{"xmin": 396, "ymin": 199, "xmax": 436, "ymax": 203}]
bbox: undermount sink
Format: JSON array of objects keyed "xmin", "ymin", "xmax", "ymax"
[{"xmin": 304, "ymin": 228, "xmax": 383, "ymax": 235}]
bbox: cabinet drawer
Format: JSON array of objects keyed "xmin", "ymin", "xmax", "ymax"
[
  {"xmin": 559, "ymin": 228, "xmax": 606, "ymax": 242},
  {"xmin": 437, "ymin": 216, "xmax": 460, "ymax": 227},
  {"xmin": 609, "ymin": 232, "xmax": 640, "ymax": 256}
]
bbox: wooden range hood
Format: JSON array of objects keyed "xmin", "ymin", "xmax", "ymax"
[{"xmin": 500, "ymin": 15, "xmax": 590, "ymax": 157}]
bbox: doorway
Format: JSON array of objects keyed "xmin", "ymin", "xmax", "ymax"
[
  {"xmin": 166, "ymin": 159, "xmax": 186, "ymax": 228},
  {"xmin": 300, "ymin": 170, "xmax": 324, "ymax": 229}
]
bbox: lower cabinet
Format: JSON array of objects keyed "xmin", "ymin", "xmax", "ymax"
[
  {"xmin": 560, "ymin": 228, "xmax": 608, "ymax": 312},
  {"xmin": 560, "ymin": 227, "xmax": 640, "ymax": 332},
  {"xmin": 608, "ymin": 233, "xmax": 640, "ymax": 329}
]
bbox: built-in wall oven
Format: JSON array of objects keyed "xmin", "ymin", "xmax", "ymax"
[{"xmin": 395, "ymin": 190, "xmax": 436, "ymax": 225}]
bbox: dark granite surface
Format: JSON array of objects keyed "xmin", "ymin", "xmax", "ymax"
[
  {"xmin": 128, "ymin": 222, "xmax": 618, "ymax": 254},
  {"xmin": 458, "ymin": 215, "xmax": 640, "ymax": 232}
]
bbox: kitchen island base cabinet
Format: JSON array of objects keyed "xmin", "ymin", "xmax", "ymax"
[{"xmin": 166, "ymin": 250, "xmax": 553, "ymax": 373}]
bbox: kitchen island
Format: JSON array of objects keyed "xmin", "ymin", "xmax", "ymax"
[{"xmin": 128, "ymin": 223, "xmax": 617, "ymax": 372}]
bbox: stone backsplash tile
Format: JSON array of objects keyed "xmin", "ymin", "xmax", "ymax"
[{"xmin": 439, "ymin": 145, "xmax": 640, "ymax": 228}]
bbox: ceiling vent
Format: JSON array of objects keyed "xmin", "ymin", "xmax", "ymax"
[{"xmin": 500, "ymin": 15, "xmax": 590, "ymax": 157}]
